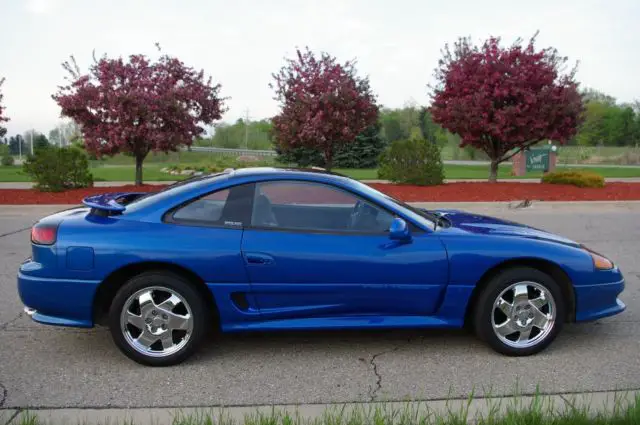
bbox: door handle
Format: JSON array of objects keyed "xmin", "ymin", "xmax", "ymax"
[{"xmin": 244, "ymin": 253, "xmax": 274, "ymax": 265}]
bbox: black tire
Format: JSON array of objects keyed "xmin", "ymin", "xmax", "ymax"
[
  {"xmin": 473, "ymin": 267, "xmax": 565, "ymax": 356},
  {"xmin": 108, "ymin": 271, "xmax": 208, "ymax": 366}
]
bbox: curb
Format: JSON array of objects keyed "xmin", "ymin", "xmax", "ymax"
[{"xmin": 3, "ymin": 390, "xmax": 639, "ymax": 425}]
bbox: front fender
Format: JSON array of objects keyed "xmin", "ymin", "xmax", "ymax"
[{"xmin": 438, "ymin": 232, "xmax": 596, "ymax": 287}]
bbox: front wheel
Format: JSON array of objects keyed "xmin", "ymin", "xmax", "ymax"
[
  {"xmin": 108, "ymin": 271, "xmax": 208, "ymax": 366},
  {"xmin": 473, "ymin": 267, "xmax": 565, "ymax": 356}
]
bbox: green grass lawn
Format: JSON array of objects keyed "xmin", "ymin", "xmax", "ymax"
[
  {"xmin": 2, "ymin": 162, "xmax": 640, "ymax": 184},
  {"xmin": 337, "ymin": 164, "xmax": 640, "ymax": 180},
  {"xmin": 335, "ymin": 165, "xmax": 524, "ymax": 180},
  {"xmin": 0, "ymin": 164, "xmax": 179, "ymax": 183},
  {"xmin": 12, "ymin": 392, "xmax": 640, "ymax": 425},
  {"xmin": 96, "ymin": 150, "xmax": 221, "ymax": 165}
]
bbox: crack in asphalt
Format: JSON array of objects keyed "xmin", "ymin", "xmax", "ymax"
[
  {"xmin": 0, "ymin": 382, "xmax": 7, "ymax": 408},
  {"xmin": 0, "ymin": 312, "xmax": 23, "ymax": 332},
  {"xmin": 0, "ymin": 227, "xmax": 30, "ymax": 239},
  {"xmin": 367, "ymin": 338, "xmax": 416, "ymax": 401}
]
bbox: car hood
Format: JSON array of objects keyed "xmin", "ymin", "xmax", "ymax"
[{"xmin": 426, "ymin": 209, "xmax": 580, "ymax": 247}]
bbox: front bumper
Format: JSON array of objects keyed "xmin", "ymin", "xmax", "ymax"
[
  {"xmin": 17, "ymin": 269, "xmax": 99, "ymax": 328},
  {"xmin": 574, "ymin": 277, "xmax": 626, "ymax": 322}
]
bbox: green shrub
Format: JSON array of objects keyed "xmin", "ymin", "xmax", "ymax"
[
  {"xmin": 275, "ymin": 124, "xmax": 386, "ymax": 169},
  {"xmin": 378, "ymin": 137, "xmax": 444, "ymax": 185},
  {"xmin": 23, "ymin": 146, "xmax": 93, "ymax": 192},
  {"xmin": 541, "ymin": 170, "xmax": 605, "ymax": 188},
  {"xmin": 1, "ymin": 155, "xmax": 14, "ymax": 166}
]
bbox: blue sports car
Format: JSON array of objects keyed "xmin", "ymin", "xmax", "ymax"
[{"xmin": 18, "ymin": 167, "xmax": 625, "ymax": 366}]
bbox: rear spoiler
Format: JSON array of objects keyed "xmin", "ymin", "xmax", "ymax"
[{"xmin": 82, "ymin": 192, "xmax": 148, "ymax": 215}]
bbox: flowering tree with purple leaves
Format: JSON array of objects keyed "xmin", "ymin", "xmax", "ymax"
[
  {"xmin": 0, "ymin": 78, "xmax": 8, "ymax": 138},
  {"xmin": 271, "ymin": 47, "xmax": 378, "ymax": 170},
  {"xmin": 430, "ymin": 33, "xmax": 584, "ymax": 182},
  {"xmin": 53, "ymin": 52, "xmax": 226, "ymax": 185}
]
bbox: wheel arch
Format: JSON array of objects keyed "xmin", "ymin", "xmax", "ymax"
[
  {"xmin": 464, "ymin": 257, "xmax": 576, "ymax": 326},
  {"xmin": 93, "ymin": 261, "xmax": 219, "ymax": 327}
]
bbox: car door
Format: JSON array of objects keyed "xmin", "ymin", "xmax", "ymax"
[
  {"xmin": 240, "ymin": 179, "xmax": 449, "ymax": 321},
  {"xmin": 163, "ymin": 182, "xmax": 262, "ymax": 326}
]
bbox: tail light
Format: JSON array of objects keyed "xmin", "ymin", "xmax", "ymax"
[{"xmin": 31, "ymin": 225, "xmax": 57, "ymax": 245}]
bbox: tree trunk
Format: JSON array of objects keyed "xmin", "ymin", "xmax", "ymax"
[
  {"xmin": 324, "ymin": 149, "xmax": 333, "ymax": 171},
  {"xmin": 135, "ymin": 154, "xmax": 144, "ymax": 186},
  {"xmin": 489, "ymin": 160, "xmax": 499, "ymax": 183}
]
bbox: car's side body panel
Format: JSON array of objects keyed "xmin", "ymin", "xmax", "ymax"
[
  {"xmin": 241, "ymin": 230, "xmax": 449, "ymax": 319},
  {"xmin": 17, "ymin": 168, "xmax": 626, "ymax": 335}
]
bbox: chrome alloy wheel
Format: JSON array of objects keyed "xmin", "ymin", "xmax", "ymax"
[
  {"xmin": 491, "ymin": 281, "xmax": 556, "ymax": 349},
  {"xmin": 120, "ymin": 286, "xmax": 194, "ymax": 358}
]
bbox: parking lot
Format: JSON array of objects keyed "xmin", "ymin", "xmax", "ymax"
[{"xmin": 1, "ymin": 202, "xmax": 639, "ymax": 410}]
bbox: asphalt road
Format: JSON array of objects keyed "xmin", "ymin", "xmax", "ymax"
[{"xmin": 0, "ymin": 202, "xmax": 639, "ymax": 410}]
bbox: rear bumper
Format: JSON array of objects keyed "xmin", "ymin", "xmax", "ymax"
[
  {"xmin": 17, "ymin": 269, "xmax": 99, "ymax": 328},
  {"xmin": 574, "ymin": 278, "xmax": 626, "ymax": 322}
]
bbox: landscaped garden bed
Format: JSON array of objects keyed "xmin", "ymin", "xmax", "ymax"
[{"xmin": 2, "ymin": 182, "xmax": 640, "ymax": 205}]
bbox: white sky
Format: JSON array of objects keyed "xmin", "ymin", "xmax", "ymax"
[{"xmin": 1, "ymin": 0, "xmax": 639, "ymax": 136}]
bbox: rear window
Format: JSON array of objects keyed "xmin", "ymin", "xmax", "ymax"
[
  {"xmin": 169, "ymin": 183, "xmax": 254, "ymax": 227},
  {"xmin": 172, "ymin": 189, "xmax": 230, "ymax": 223},
  {"xmin": 123, "ymin": 172, "xmax": 229, "ymax": 213}
]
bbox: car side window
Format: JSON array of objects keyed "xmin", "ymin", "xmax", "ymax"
[
  {"xmin": 251, "ymin": 181, "xmax": 395, "ymax": 233},
  {"xmin": 171, "ymin": 183, "xmax": 254, "ymax": 227}
]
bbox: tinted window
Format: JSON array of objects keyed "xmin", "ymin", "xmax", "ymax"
[
  {"xmin": 171, "ymin": 183, "xmax": 254, "ymax": 227},
  {"xmin": 124, "ymin": 172, "xmax": 229, "ymax": 214},
  {"xmin": 251, "ymin": 181, "xmax": 394, "ymax": 233}
]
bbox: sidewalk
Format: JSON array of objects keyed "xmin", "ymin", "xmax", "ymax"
[
  {"xmin": 2, "ymin": 177, "xmax": 640, "ymax": 189},
  {"xmin": 2, "ymin": 390, "xmax": 638, "ymax": 425}
]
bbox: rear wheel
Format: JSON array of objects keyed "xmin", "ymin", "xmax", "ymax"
[
  {"xmin": 108, "ymin": 271, "xmax": 207, "ymax": 366},
  {"xmin": 473, "ymin": 267, "xmax": 565, "ymax": 356}
]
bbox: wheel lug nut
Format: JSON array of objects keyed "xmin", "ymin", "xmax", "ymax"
[
  {"xmin": 152, "ymin": 310, "xmax": 157, "ymax": 316},
  {"xmin": 162, "ymin": 314, "xmax": 168, "ymax": 320}
]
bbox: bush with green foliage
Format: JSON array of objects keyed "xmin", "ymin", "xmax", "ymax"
[
  {"xmin": 378, "ymin": 137, "xmax": 444, "ymax": 185},
  {"xmin": 164, "ymin": 155, "xmax": 275, "ymax": 175},
  {"xmin": 541, "ymin": 170, "xmax": 605, "ymax": 188},
  {"xmin": 1, "ymin": 155, "xmax": 14, "ymax": 166},
  {"xmin": 275, "ymin": 144, "xmax": 324, "ymax": 167},
  {"xmin": 275, "ymin": 124, "xmax": 386, "ymax": 169},
  {"xmin": 23, "ymin": 146, "xmax": 93, "ymax": 192},
  {"xmin": 333, "ymin": 124, "xmax": 387, "ymax": 168}
]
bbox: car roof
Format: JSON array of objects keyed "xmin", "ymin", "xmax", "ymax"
[
  {"xmin": 229, "ymin": 166, "xmax": 349, "ymax": 180},
  {"xmin": 121, "ymin": 167, "xmax": 357, "ymax": 216}
]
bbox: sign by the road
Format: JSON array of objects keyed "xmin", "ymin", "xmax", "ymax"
[{"xmin": 526, "ymin": 148, "xmax": 550, "ymax": 172}]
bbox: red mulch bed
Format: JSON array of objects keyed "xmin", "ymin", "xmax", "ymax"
[
  {"xmin": 368, "ymin": 182, "xmax": 640, "ymax": 202},
  {"xmin": 0, "ymin": 185, "xmax": 161, "ymax": 205},
  {"xmin": 1, "ymin": 182, "xmax": 640, "ymax": 205}
]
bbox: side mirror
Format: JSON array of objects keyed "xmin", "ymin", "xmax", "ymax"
[{"xmin": 389, "ymin": 217, "xmax": 411, "ymax": 242}]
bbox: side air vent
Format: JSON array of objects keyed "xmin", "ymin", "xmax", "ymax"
[{"xmin": 230, "ymin": 292, "xmax": 250, "ymax": 311}]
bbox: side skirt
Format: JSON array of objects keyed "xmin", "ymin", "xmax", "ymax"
[
  {"xmin": 209, "ymin": 283, "xmax": 476, "ymax": 333},
  {"xmin": 222, "ymin": 315, "xmax": 462, "ymax": 332}
]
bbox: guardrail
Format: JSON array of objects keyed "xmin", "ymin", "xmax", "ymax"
[{"xmin": 187, "ymin": 146, "xmax": 277, "ymax": 157}]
